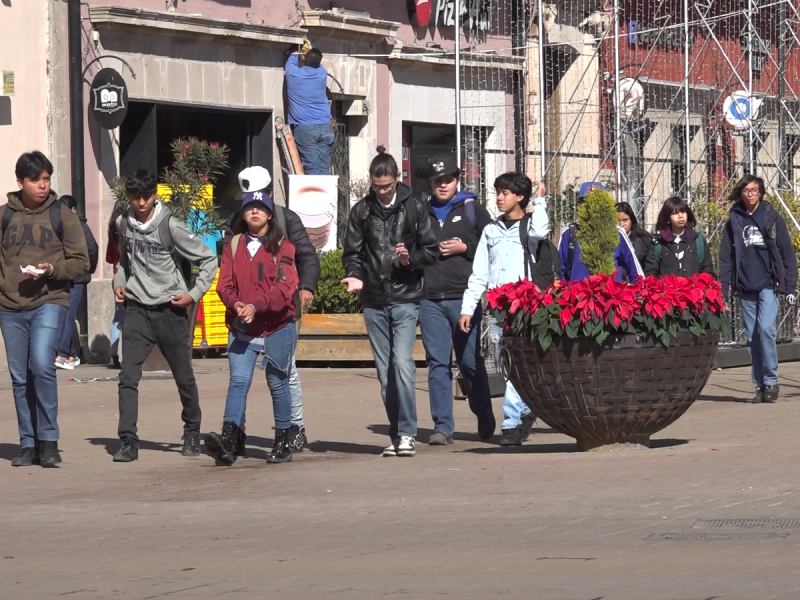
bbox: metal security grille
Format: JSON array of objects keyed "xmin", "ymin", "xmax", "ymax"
[
  {"xmin": 692, "ymin": 518, "xmax": 800, "ymax": 529},
  {"xmin": 645, "ymin": 532, "xmax": 791, "ymax": 541}
]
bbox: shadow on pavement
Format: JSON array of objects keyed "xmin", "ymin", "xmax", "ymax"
[
  {"xmin": 238, "ymin": 435, "xmax": 383, "ymax": 458},
  {"xmin": 0, "ymin": 443, "xmax": 21, "ymax": 462},
  {"xmin": 696, "ymin": 394, "xmax": 750, "ymax": 403},
  {"xmin": 86, "ymin": 437, "xmax": 183, "ymax": 456}
]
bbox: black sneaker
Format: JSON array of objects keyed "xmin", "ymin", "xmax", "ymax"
[
  {"xmin": 204, "ymin": 422, "xmax": 239, "ymax": 465},
  {"xmin": 39, "ymin": 441, "xmax": 61, "ymax": 468},
  {"xmin": 181, "ymin": 432, "xmax": 201, "ymax": 457},
  {"xmin": 752, "ymin": 387, "xmax": 763, "ymax": 404},
  {"xmin": 477, "ymin": 409, "xmax": 496, "ymax": 441},
  {"xmin": 499, "ymin": 427, "xmax": 524, "ymax": 446},
  {"xmin": 11, "ymin": 447, "xmax": 38, "ymax": 467},
  {"xmin": 287, "ymin": 425, "xmax": 306, "ymax": 452},
  {"xmin": 113, "ymin": 441, "xmax": 139, "ymax": 462},
  {"xmin": 234, "ymin": 428, "xmax": 247, "ymax": 457},
  {"xmin": 519, "ymin": 413, "xmax": 536, "ymax": 442},
  {"xmin": 267, "ymin": 429, "xmax": 293, "ymax": 464},
  {"xmin": 108, "ymin": 356, "xmax": 121, "ymax": 369},
  {"xmin": 762, "ymin": 384, "xmax": 780, "ymax": 403}
]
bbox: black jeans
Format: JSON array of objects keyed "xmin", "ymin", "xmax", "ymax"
[{"xmin": 117, "ymin": 303, "xmax": 201, "ymax": 443}]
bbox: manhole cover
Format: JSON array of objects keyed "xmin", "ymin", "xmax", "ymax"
[
  {"xmin": 646, "ymin": 532, "xmax": 790, "ymax": 541},
  {"xmin": 691, "ymin": 518, "xmax": 800, "ymax": 530}
]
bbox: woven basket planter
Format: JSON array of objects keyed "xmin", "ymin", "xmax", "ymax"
[{"xmin": 500, "ymin": 331, "xmax": 719, "ymax": 451}]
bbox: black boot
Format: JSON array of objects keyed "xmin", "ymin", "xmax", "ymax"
[
  {"xmin": 267, "ymin": 429, "xmax": 293, "ymax": 464},
  {"xmin": 234, "ymin": 428, "xmax": 247, "ymax": 457},
  {"xmin": 287, "ymin": 425, "xmax": 306, "ymax": 452},
  {"xmin": 204, "ymin": 421, "xmax": 239, "ymax": 466}
]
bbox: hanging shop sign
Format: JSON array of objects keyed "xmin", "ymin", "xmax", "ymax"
[
  {"xmin": 89, "ymin": 67, "xmax": 128, "ymax": 129},
  {"xmin": 723, "ymin": 91, "xmax": 762, "ymax": 130},
  {"xmin": 1, "ymin": 71, "xmax": 14, "ymax": 96},
  {"xmin": 434, "ymin": 0, "xmax": 491, "ymax": 33},
  {"xmin": 413, "ymin": 0, "xmax": 433, "ymax": 26},
  {"xmin": 618, "ymin": 78, "xmax": 645, "ymax": 120}
]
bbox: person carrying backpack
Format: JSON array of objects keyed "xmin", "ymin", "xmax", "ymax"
[
  {"xmin": 644, "ymin": 196, "xmax": 714, "ymax": 277},
  {"xmin": 459, "ymin": 172, "xmax": 557, "ymax": 446},
  {"xmin": 418, "ymin": 154, "xmax": 496, "ymax": 446},
  {"xmin": 341, "ymin": 150, "xmax": 440, "ymax": 457},
  {"xmin": 1, "ymin": 151, "xmax": 90, "ymax": 467},
  {"xmin": 112, "ymin": 170, "xmax": 217, "ymax": 463},
  {"xmin": 54, "ymin": 195, "xmax": 99, "ymax": 370}
]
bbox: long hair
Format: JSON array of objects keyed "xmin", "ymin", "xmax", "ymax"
[
  {"xmin": 615, "ymin": 201, "xmax": 649, "ymax": 238},
  {"xmin": 233, "ymin": 208, "xmax": 283, "ymax": 256},
  {"xmin": 655, "ymin": 196, "xmax": 696, "ymax": 231},
  {"xmin": 728, "ymin": 174, "xmax": 765, "ymax": 205}
]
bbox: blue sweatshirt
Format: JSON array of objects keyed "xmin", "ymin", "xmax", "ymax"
[
  {"xmin": 558, "ymin": 225, "xmax": 643, "ymax": 282},
  {"xmin": 430, "ymin": 191, "xmax": 476, "ymax": 227},
  {"xmin": 284, "ymin": 55, "xmax": 331, "ymax": 126}
]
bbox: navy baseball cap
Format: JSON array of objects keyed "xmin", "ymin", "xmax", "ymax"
[
  {"xmin": 241, "ymin": 189, "xmax": 274, "ymax": 212},
  {"xmin": 578, "ymin": 182, "xmax": 606, "ymax": 198}
]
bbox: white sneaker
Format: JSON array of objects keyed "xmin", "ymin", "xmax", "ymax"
[
  {"xmin": 382, "ymin": 442, "xmax": 398, "ymax": 457},
  {"xmin": 68, "ymin": 356, "xmax": 81, "ymax": 368},
  {"xmin": 396, "ymin": 435, "xmax": 416, "ymax": 457},
  {"xmin": 54, "ymin": 356, "xmax": 74, "ymax": 370}
]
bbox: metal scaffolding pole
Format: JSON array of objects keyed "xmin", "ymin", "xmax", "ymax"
[
  {"xmin": 684, "ymin": 0, "xmax": 692, "ymax": 202},
  {"xmin": 747, "ymin": 0, "xmax": 756, "ymax": 175},
  {"xmin": 455, "ymin": 0, "xmax": 462, "ymax": 183},
  {"xmin": 778, "ymin": 0, "xmax": 788, "ymax": 187},
  {"xmin": 538, "ymin": 0, "xmax": 547, "ymax": 181},
  {"xmin": 613, "ymin": 0, "xmax": 623, "ymax": 197}
]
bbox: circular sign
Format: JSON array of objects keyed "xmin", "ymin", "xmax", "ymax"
[
  {"xmin": 89, "ymin": 68, "xmax": 128, "ymax": 129},
  {"xmin": 414, "ymin": 0, "xmax": 432, "ymax": 26},
  {"xmin": 723, "ymin": 91, "xmax": 762, "ymax": 130}
]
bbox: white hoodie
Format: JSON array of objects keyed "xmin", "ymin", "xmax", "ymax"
[{"xmin": 460, "ymin": 196, "xmax": 550, "ymax": 317}]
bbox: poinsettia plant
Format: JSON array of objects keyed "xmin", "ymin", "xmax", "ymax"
[{"xmin": 487, "ymin": 273, "xmax": 730, "ymax": 350}]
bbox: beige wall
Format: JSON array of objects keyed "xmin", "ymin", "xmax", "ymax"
[{"xmin": 0, "ymin": 2, "xmax": 50, "ymax": 192}]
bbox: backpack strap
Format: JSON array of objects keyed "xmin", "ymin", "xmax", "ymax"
[
  {"xmin": 157, "ymin": 213, "xmax": 174, "ymax": 255},
  {"xmin": 565, "ymin": 224, "xmax": 577, "ymax": 281},
  {"xmin": 230, "ymin": 233, "xmax": 242, "ymax": 257},
  {"xmin": 518, "ymin": 213, "xmax": 535, "ymax": 280},
  {"xmin": 1, "ymin": 205, "xmax": 13, "ymax": 241},
  {"xmin": 654, "ymin": 242, "xmax": 662, "ymax": 263},
  {"xmin": 695, "ymin": 233, "xmax": 705, "ymax": 264},
  {"xmin": 274, "ymin": 204, "xmax": 288, "ymax": 242},
  {"xmin": 464, "ymin": 199, "xmax": 477, "ymax": 230},
  {"xmin": 0, "ymin": 203, "xmax": 63, "ymax": 241}
]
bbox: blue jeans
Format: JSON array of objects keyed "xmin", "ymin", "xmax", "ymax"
[
  {"xmin": 288, "ymin": 358, "xmax": 304, "ymax": 426},
  {"xmin": 363, "ymin": 303, "xmax": 419, "ymax": 441},
  {"xmin": 419, "ymin": 299, "xmax": 492, "ymax": 433},
  {"xmin": 0, "ymin": 303, "xmax": 67, "ymax": 447},
  {"xmin": 110, "ymin": 301, "xmax": 125, "ymax": 356},
  {"xmin": 487, "ymin": 319, "xmax": 531, "ymax": 430},
  {"xmin": 739, "ymin": 288, "xmax": 780, "ymax": 387},
  {"xmin": 293, "ymin": 123, "xmax": 336, "ymax": 175},
  {"xmin": 57, "ymin": 283, "xmax": 84, "ymax": 357},
  {"xmin": 223, "ymin": 323, "xmax": 297, "ymax": 430}
]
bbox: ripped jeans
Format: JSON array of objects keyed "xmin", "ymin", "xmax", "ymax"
[{"xmin": 223, "ymin": 322, "xmax": 297, "ymax": 430}]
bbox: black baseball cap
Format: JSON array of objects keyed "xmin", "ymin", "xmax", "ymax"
[{"xmin": 428, "ymin": 154, "xmax": 461, "ymax": 180}]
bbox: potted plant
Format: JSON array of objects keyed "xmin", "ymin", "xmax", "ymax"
[{"xmin": 491, "ymin": 188, "xmax": 729, "ymax": 451}]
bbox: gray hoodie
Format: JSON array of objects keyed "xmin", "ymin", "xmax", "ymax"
[{"xmin": 112, "ymin": 202, "xmax": 217, "ymax": 305}]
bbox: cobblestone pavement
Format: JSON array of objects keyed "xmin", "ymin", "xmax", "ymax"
[{"xmin": 1, "ymin": 359, "xmax": 800, "ymax": 599}]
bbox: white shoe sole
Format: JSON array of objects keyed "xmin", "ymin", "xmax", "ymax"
[{"xmin": 54, "ymin": 361, "xmax": 74, "ymax": 370}]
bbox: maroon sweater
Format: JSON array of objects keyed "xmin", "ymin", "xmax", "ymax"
[{"xmin": 216, "ymin": 235, "xmax": 299, "ymax": 337}]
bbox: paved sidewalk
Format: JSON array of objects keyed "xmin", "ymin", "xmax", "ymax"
[{"xmin": 1, "ymin": 359, "xmax": 800, "ymax": 599}]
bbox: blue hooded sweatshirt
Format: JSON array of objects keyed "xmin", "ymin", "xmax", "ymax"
[
  {"xmin": 430, "ymin": 191, "xmax": 476, "ymax": 227},
  {"xmin": 558, "ymin": 225, "xmax": 644, "ymax": 282}
]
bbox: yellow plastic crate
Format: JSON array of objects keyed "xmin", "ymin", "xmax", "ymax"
[{"xmin": 193, "ymin": 269, "xmax": 228, "ymax": 348}]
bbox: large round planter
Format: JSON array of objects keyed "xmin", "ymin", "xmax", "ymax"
[{"xmin": 500, "ymin": 331, "xmax": 719, "ymax": 451}]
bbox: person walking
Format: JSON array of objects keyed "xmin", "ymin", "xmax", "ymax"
[
  {"xmin": 341, "ymin": 150, "xmax": 439, "ymax": 457},
  {"xmin": 112, "ymin": 170, "xmax": 217, "ymax": 462},
  {"xmin": 644, "ymin": 196, "xmax": 714, "ymax": 277},
  {"xmin": 616, "ymin": 201, "xmax": 653, "ymax": 274},
  {"xmin": 418, "ymin": 154, "xmax": 496, "ymax": 445},
  {"xmin": 106, "ymin": 203, "xmax": 128, "ymax": 369},
  {"xmin": 54, "ymin": 195, "xmax": 99, "ymax": 370},
  {"xmin": 1, "ymin": 151, "xmax": 89, "ymax": 467},
  {"xmin": 720, "ymin": 175, "xmax": 798, "ymax": 404},
  {"xmin": 459, "ymin": 172, "xmax": 554, "ymax": 446}
]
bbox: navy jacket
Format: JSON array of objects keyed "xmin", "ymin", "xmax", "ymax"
[
  {"xmin": 558, "ymin": 225, "xmax": 643, "ymax": 282},
  {"xmin": 720, "ymin": 200, "xmax": 798, "ymax": 296}
]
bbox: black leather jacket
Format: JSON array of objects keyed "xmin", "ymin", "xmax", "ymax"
[{"xmin": 342, "ymin": 182, "xmax": 440, "ymax": 306}]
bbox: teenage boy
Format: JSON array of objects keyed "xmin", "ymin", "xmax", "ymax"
[
  {"xmin": 113, "ymin": 170, "xmax": 217, "ymax": 462},
  {"xmin": 720, "ymin": 175, "xmax": 798, "ymax": 403},
  {"xmin": 419, "ymin": 154, "xmax": 496, "ymax": 445},
  {"xmin": 559, "ymin": 182, "xmax": 643, "ymax": 282},
  {"xmin": 233, "ymin": 166, "xmax": 320, "ymax": 454},
  {"xmin": 55, "ymin": 195, "xmax": 99, "ymax": 369},
  {"xmin": 1, "ymin": 151, "xmax": 89, "ymax": 467},
  {"xmin": 341, "ymin": 151, "xmax": 439, "ymax": 457},
  {"xmin": 459, "ymin": 172, "xmax": 551, "ymax": 446}
]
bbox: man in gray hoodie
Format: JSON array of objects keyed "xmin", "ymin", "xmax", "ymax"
[{"xmin": 112, "ymin": 170, "xmax": 217, "ymax": 462}]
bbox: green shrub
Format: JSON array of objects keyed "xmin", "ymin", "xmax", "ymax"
[
  {"xmin": 576, "ymin": 188, "xmax": 618, "ymax": 275},
  {"xmin": 307, "ymin": 249, "xmax": 361, "ymax": 314}
]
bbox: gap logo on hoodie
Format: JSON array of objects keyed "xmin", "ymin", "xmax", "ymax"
[{"xmin": 4, "ymin": 223, "xmax": 57, "ymax": 250}]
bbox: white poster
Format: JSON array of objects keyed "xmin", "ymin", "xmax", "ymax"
[{"xmin": 288, "ymin": 174, "xmax": 339, "ymax": 252}]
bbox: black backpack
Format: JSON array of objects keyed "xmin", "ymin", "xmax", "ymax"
[{"xmin": 519, "ymin": 213, "xmax": 560, "ymax": 289}]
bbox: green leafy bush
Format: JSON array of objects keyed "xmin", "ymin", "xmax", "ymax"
[
  {"xmin": 576, "ymin": 188, "xmax": 619, "ymax": 275},
  {"xmin": 307, "ymin": 249, "xmax": 361, "ymax": 314}
]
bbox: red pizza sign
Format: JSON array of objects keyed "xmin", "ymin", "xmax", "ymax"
[{"xmin": 414, "ymin": 0, "xmax": 432, "ymax": 26}]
